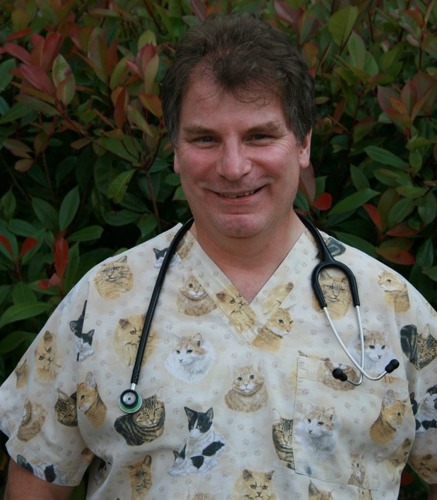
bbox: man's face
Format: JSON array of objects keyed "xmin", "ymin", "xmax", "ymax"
[{"xmin": 174, "ymin": 74, "xmax": 311, "ymax": 245}]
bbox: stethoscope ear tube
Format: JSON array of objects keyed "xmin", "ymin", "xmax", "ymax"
[{"xmin": 298, "ymin": 214, "xmax": 399, "ymax": 385}]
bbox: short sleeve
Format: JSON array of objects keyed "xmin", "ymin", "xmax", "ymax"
[
  {"xmin": 0, "ymin": 276, "xmax": 94, "ymax": 486},
  {"xmin": 404, "ymin": 284, "xmax": 437, "ymax": 484}
]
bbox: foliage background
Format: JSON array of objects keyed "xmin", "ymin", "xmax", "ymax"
[{"xmin": 0, "ymin": 0, "xmax": 436, "ymax": 498}]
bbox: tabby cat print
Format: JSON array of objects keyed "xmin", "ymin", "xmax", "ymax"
[
  {"xmin": 114, "ymin": 394, "xmax": 165, "ymax": 446},
  {"xmin": 94, "ymin": 255, "xmax": 133, "ymax": 299}
]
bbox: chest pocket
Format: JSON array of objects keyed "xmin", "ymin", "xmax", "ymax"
[{"xmin": 291, "ymin": 355, "xmax": 415, "ymax": 492}]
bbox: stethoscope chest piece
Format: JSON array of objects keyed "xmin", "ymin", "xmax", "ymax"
[{"xmin": 119, "ymin": 389, "xmax": 143, "ymax": 413}]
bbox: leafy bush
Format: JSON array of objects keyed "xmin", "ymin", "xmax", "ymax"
[{"xmin": 0, "ymin": 0, "xmax": 435, "ymax": 497}]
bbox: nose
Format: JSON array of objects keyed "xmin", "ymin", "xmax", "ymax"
[{"xmin": 216, "ymin": 140, "xmax": 251, "ymax": 180}]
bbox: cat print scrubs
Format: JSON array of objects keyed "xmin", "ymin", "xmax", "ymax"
[{"xmin": 0, "ymin": 224, "xmax": 436, "ymax": 499}]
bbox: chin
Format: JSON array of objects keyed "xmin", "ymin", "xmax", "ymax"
[{"xmin": 213, "ymin": 215, "xmax": 267, "ymax": 239}]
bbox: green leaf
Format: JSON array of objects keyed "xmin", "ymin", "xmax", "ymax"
[
  {"xmin": 0, "ymin": 331, "xmax": 36, "ymax": 355},
  {"xmin": 423, "ymin": 266, "xmax": 437, "ymax": 282},
  {"xmin": 0, "ymin": 59, "xmax": 16, "ymax": 92},
  {"xmin": 8, "ymin": 219, "xmax": 36, "ymax": 237},
  {"xmin": 416, "ymin": 239, "xmax": 434, "ymax": 269},
  {"xmin": 68, "ymin": 226, "xmax": 104, "ymax": 242},
  {"xmin": 350, "ymin": 165, "xmax": 369, "ymax": 190},
  {"xmin": 102, "ymin": 209, "xmax": 139, "ymax": 226},
  {"xmin": 52, "ymin": 54, "xmax": 76, "ymax": 105},
  {"xmin": 0, "ymin": 284, "xmax": 11, "ymax": 306},
  {"xmin": 173, "ymin": 186, "xmax": 186, "ymax": 202},
  {"xmin": 108, "ymin": 170, "xmax": 135, "ymax": 203},
  {"xmin": 396, "ymin": 186, "xmax": 428, "ymax": 198},
  {"xmin": 95, "ymin": 136, "xmax": 140, "ymax": 163},
  {"xmin": 0, "ymin": 302, "xmax": 51, "ymax": 329},
  {"xmin": 417, "ymin": 192, "xmax": 437, "ymax": 226},
  {"xmin": 137, "ymin": 213, "xmax": 158, "ymax": 239},
  {"xmin": 1, "ymin": 190, "xmax": 16, "ymax": 220},
  {"xmin": 32, "ymin": 197, "xmax": 58, "ymax": 232},
  {"xmin": 365, "ymin": 146, "xmax": 408, "ymax": 169},
  {"xmin": 329, "ymin": 189, "xmax": 379, "ymax": 215},
  {"xmin": 348, "ymin": 32, "xmax": 366, "ymax": 70},
  {"xmin": 328, "ymin": 6, "xmax": 358, "ymax": 47},
  {"xmin": 59, "ymin": 186, "xmax": 80, "ymax": 230},
  {"xmin": 0, "ymin": 102, "xmax": 32, "ymax": 124},
  {"xmin": 12, "ymin": 282, "xmax": 37, "ymax": 305},
  {"xmin": 387, "ymin": 198, "xmax": 415, "ymax": 227},
  {"xmin": 334, "ymin": 231, "xmax": 377, "ymax": 258}
]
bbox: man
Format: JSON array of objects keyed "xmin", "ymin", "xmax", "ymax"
[{"xmin": 2, "ymin": 13, "xmax": 437, "ymax": 499}]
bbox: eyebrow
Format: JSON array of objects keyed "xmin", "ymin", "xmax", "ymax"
[{"xmin": 180, "ymin": 121, "xmax": 285, "ymax": 137}]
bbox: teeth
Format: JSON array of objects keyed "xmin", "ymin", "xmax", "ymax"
[{"xmin": 222, "ymin": 190, "xmax": 256, "ymax": 198}]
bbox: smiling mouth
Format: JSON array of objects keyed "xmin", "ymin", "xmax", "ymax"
[{"xmin": 219, "ymin": 189, "xmax": 258, "ymax": 199}]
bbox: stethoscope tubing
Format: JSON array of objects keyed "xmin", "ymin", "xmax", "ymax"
[
  {"xmin": 119, "ymin": 214, "xmax": 399, "ymax": 413},
  {"xmin": 130, "ymin": 218, "xmax": 194, "ymax": 387}
]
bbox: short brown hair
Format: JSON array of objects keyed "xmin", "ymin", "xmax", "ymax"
[{"xmin": 161, "ymin": 13, "xmax": 316, "ymax": 144}]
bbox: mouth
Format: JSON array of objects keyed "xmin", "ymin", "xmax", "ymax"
[{"xmin": 218, "ymin": 188, "xmax": 259, "ymax": 199}]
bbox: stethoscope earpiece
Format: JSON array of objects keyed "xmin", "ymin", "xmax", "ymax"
[
  {"xmin": 119, "ymin": 389, "xmax": 143, "ymax": 414},
  {"xmin": 332, "ymin": 368, "xmax": 348, "ymax": 381},
  {"xmin": 385, "ymin": 359, "xmax": 400, "ymax": 373}
]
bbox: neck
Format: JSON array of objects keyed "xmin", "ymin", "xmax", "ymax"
[{"xmin": 191, "ymin": 213, "xmax": 304, "ymax": 302}]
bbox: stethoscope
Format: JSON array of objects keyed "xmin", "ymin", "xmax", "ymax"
[{"xmin": 119, "ymin": 215, "xmax": 399, "ymax": 413}]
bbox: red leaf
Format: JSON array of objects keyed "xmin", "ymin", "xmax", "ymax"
[
  {"xmin": 112, "ymin": 87, "xmax": 128, "ymax": 129},
  {"xmin": 376, "ymin": 246, "xmax": 415, "ymax": 266},
  {"xmin": 400, "ymin": 469, "xmax": 414, "ymax": 486},
  {"xmin": 0, "ymin": 235, "xmax": 13, "ymax": 256},
  {"xmin": 386, "ymin": 223, "xmax": 420, "ymax": 238},
  {"xmin": 43, "ymin": 32, "xmax": 64, "ymax": 70},
  {"xmin": 54, "ymin": 237, "xmax": 69, "ymax": 280},
  {"xmin": 38, "ymin": 274, "xmax": 62, "ymax": 290},
  {"xmin": 363, "ymin": 204, "xmax": 382, "ymax": 232},
  {"xmin": 312, "ymin": 192, "xmax": 332, "ymax": 211},
  {"xmin": 6, "ymin": 29, "xmax": 33, "ymax": 42},
  {"xmin": 19, "ymin": 237, "xmax": 38, "ymax": 258},
  {"xmin": 0, "ymin": 43, "xmax": 31, "ymax": 63},
  {"xmin": 17, "ymin": 63, "xmax": 56, "ymax": 96}
]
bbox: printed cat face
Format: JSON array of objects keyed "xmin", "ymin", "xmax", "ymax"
[
  {"xmin": 410, "ymin": 454, "xmax": 437, "ymax": 481},
  {"xmin": 315, "ymin": 271, "xmax": 351, "ymax": 319},
  {"xmin": 308, "ymin": 481, "xmax": 333, "ymax": 500},
  {"xmin": 34, "ymin": 330, "xmax": 58, "ymax": 381},
  {"xmin": 165, "ymin": 333, "xmax": 215, "ymax": 383},
  {"xmin": 378, "ymin": 271, "xmax": 404, "ymax": 292},
  {"xmin": 174, "ymin": 334, "xmax": 206, "ymax": 367},
  {"xmin": 363, "ymin": 330, "xmax": 388, "ymax": 363},
  {"xmin": 114, "ymin": 315, "xmax": 145, "ymax": 366},
  {"xmin": 231, "ymin": 365, "xmax": 265, "ymax": 396},
  {"xmin": 236, "ymin": 469, "xmax": 276, "ymax": 500},
  {"xmin": 185, "ymin": 406, "xmax": 213, "ymax": 436},
  {"xmin": 216, "ymin": 290, "xmax": 256, "ymax": 332},
  {"xmin": 128, "ymin": 455, "xmax": 153, "ymax": 499},
  {"xmin": 94, "ymin": 256, "xmax": 133, "ymax": 299},
  {"xmin": 177, "ymin": 275, "xmax": 216, "ymax": 316},
  {"xmin": 303, "ymin": 405, "xmax": 336, "ymax": 438},
  {"xmin": 134, "ymin": 395, "xmax": 165, "ymax": 427}
]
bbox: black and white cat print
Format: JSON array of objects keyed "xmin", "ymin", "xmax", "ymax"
[{"xmin": 0, "ymin": 224, "xmax": 436, "ymax": 499}]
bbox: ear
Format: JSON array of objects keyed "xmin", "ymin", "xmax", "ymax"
[
  {"xmin": 174, "ymin": 148, "xmax": 181, "ymax": 174},
  {"xmin": 299, "ymin": 131, "xmax": 312, "ymax": 169}
]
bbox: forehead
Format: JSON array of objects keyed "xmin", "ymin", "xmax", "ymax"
[{"xmin": 179, "ymin": 70, "xmax": 286, "ymax": 126}]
